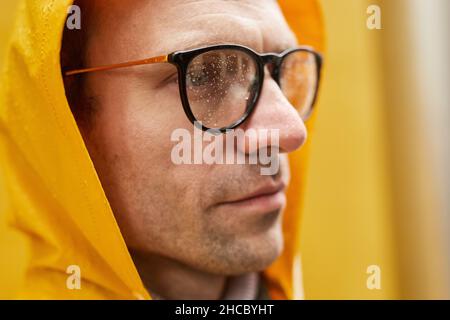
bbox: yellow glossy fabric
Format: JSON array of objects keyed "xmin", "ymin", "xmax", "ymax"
[{"xmin": 0, "ymin": 0, "xmax": 324, "ymax": 299}]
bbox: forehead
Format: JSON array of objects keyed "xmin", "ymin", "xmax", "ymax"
[{"xmin": 91, "ymin": 0, "xmax": 298, "ymax": 62}]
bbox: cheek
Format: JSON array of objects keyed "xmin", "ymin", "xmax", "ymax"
[
  {"xmin": 86, "ymin": 82, "xmax": 211, "ymax": 243},
  {"xmin": 95, "ymin": 78, "xmax": 189, "ymax": 169}
]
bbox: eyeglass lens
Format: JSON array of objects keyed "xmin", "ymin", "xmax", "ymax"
[{"xmin": 185, "ymin": 49, "xmax": 318, "ymax": 130}]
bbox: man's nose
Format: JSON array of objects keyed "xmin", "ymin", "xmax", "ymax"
[{"xmin": 240, "ymin": 74, "xmax": 308, "ymax": 154}]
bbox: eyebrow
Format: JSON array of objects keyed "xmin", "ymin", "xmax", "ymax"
[{"xmin": 173, "ymin": 37, "xmax": 296, "ymax": 55}]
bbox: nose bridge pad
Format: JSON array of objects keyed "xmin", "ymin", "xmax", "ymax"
[
  {"xmin": 266, "ymin": 63, "xmax": 275, "ymax": 80},
  {"xmin": 261, "ymin": 55, "xmax": 280, "ymax": 82}
]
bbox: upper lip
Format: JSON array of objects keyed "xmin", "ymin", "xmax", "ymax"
[{"xmin": 222, "ymin": 181, "xmax": 286, "ymax": 205}]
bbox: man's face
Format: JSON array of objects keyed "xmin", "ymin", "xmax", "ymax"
[{"xmin": 79, "ymin": 0, "xmax": 307, "ymax": 274}]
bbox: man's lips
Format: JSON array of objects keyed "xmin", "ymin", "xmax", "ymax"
[{"xmin": 216, "ymin": 182, "xmax": 287, "ymax": 213}]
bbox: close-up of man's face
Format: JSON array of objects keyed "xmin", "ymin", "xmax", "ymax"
[
  {"xmin": 67, "ymin": 0, "xmax": 307, "ymax": 277},
  {"xmin": 3, "ymin": 0, "xmax": 449, "ymax": 303}
]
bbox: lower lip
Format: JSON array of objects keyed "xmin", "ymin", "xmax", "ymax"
[{"xmin": 219, "ymin": 190, "xmax": 286, "ymax": 213}]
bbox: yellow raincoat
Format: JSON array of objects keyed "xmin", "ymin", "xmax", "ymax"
[{"xmin": 0, "ymin": 0, "xmax": 324, "ymax": 299}]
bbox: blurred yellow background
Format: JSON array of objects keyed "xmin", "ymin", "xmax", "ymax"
[
  {"xmin": 1, "ymin": 0, "xmax": 449, "ymax": 299},
  {"xmin": 301, "ymin": 0, "xmax": 398, "ymax": 299},
  {"xmin": 301, "ymin": 0, "xmax": 450, "ymax": 299}
]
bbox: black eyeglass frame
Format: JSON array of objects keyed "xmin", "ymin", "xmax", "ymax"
[{"xmin": 168, "ymin": 44, "xmax": 323, "ymax": 133}]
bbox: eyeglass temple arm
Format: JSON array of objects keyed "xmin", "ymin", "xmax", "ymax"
[{"xmin": 64, "ymin": 55, "xmax": 169, "ymax": 76}]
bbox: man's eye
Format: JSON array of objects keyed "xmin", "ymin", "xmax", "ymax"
[
  {"xmin": 187, "ymin": 63, "xmax": 220, "ymax": 87},
  {"xmin": 187, "ymin": 70, "xmax": 209, "ymax": 87}
]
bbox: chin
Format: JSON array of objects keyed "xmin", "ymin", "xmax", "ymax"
[
  {"xmin": 244, "ymin": 228, "xmax": 285, "ymax": 272},
  {"xmin": 203, "ymin": 223, "xmax": 285, "ymax": 275}
]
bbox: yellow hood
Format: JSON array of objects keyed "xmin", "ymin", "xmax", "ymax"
[{"xmin": 0, "ymin": 0, "xmax": 324, "ymax": 299}]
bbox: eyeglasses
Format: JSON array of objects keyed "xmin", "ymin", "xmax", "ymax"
[{"xmin": 65, "ymin": 44, "xmax": 323, "ymax": 133}]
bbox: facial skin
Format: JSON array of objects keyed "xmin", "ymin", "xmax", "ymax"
[{"xmin": 75, "ymin": 0, "xmax": 307, "ymax": 299}]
